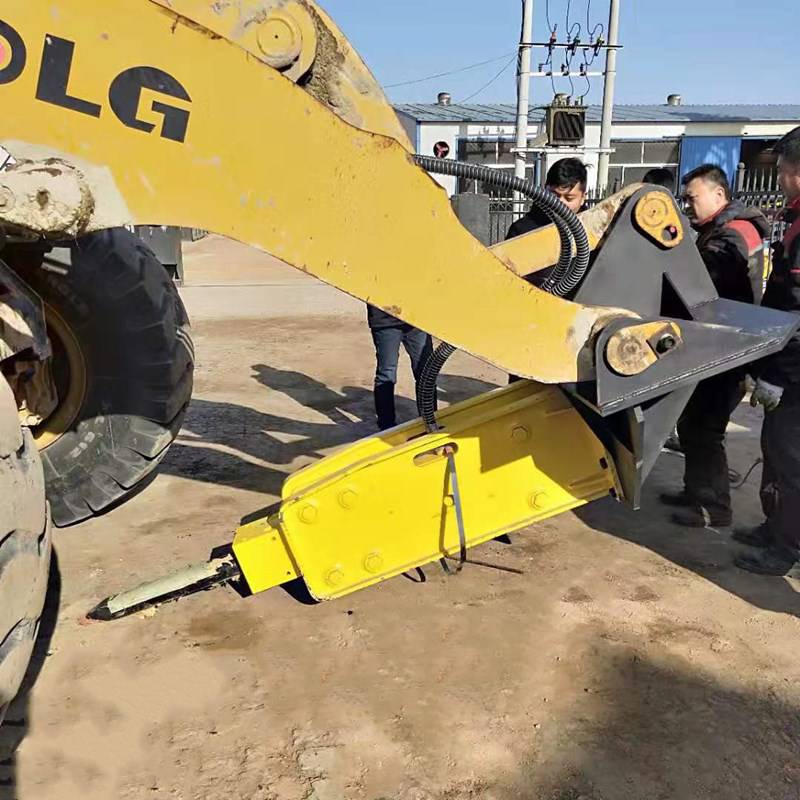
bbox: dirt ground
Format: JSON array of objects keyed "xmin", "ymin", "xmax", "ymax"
[{"xmin": 2, "ymin": 235, "xmax": 799, "ymax": 800}]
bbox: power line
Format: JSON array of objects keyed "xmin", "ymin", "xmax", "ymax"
[
  {"xmin": 546, "ymin": 0, "xmax": 556, "ymax": 34},
  {"xmin": 565, "ymin": 0, "xmax": 582, "ymax": 41},
  {"xmin": 383, "ymin": 52, "xmax": 515, "ymax": 89},
  {"xmin": 537, "ymin": 0, "xmax": 608, "ymax": 100},
  {"xmin": 459, "ymin": 54, "xmax": 518, "ymax": 104},
  {"xmin": 586, "ymin": 0, "xmax": 605, "ymax": 41},
  {"xmin": 584, "ymin": 0, "xmax": 606, "ymax": 66}
]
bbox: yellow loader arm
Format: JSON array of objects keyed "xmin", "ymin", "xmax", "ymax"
[{"xmin": 1, "ymin": 0, "xmax": 648, "ymax": 382}]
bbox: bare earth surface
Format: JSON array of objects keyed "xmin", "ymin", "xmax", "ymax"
[{"xmin": 2, "ymin": 236, "xmax": 799, "ymax": 800}]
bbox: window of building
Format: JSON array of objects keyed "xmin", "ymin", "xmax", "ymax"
[
  {"xmin": 462, "ymin": 140, "xmax": 500, "ymax": 163},
  {"xmin": 456, "ymin": 138, "xmax": 541, "ymax": 196},
  {"xmin": 458, "ymin": 137, "xmax": 540, "ymax": 165},
  {"xmin": 608, "ymin": 138, "xmax": 681, "ymax": 192}
]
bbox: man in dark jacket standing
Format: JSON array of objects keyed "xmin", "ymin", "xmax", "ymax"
[
  {"xmin": 367, "ymin": 305, "xmax": 432, "ymax": 431},
  {"xmin": 735, "ymin": 129, "xmax": 800, "ymax": 576},
  {"xmin": 506, "ymin": 158, "xmax": 588, "ymax": 240},
  {"xmin": 662, "ymin": 164, "xmax": 769, "ymax": 528}
]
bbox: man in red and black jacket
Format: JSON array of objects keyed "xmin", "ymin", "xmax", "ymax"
[
  {"xmin": 662, "ymin": 164, "xmax": 769, "ymax": 528},
  {"xmin": 735, "ymin": 129, "xmax": 800, "ymax": 577}
]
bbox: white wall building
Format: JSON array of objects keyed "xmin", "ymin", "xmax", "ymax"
[{"xmin": 395, "ymin": 99, "xmax": 800, "ymax": 196}]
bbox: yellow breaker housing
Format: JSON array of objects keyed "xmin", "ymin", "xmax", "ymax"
[{"xmin": 234, "ymin": 381, "xmax": 615, "ymax": 601}]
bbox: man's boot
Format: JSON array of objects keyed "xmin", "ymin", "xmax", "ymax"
[
  {"xmin": 670, "ymin": 504, "xmax": 732, "ymax": 529},
  {"xmin": 735, "ymin": 545, "xmax": 800, "ymax": 577},
  {"xmin": 663, "ymin": 428, "xmax": 683, "ymax": 454},
  {"xmin": 732, "ymin": 523, "xmax": 773, "ymax": 548}
]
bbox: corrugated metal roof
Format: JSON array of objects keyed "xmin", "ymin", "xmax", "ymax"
[{"xmin": 394, "ymin": 103, "xmax": 800, "ymax": 125}]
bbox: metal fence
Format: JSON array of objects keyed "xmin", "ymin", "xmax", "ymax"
[
  {"xmin": 736, "ymin": 165, "xmax": 779, "ymax": 194},
  {"xmin": 488, "ymin": 190, "xmax": 603, "ymax": 244},
  {"xmin": 488, "ymin": 200, "xmax": 518, "ymax": 245}
]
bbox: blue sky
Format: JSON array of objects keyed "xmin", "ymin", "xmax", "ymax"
[{"xmin": 321, "ymin": 0, "xmax": 796, "ymax": 107}]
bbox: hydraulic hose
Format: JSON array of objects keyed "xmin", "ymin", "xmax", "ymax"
[
  {"xmin": 412, "ymin": 157, "xmax": 593, "ymax": 431},
  {"xmin": 416, "ymin": 341, "xmax": 456, "ymax": 432},
  {"xmin": 413, "ymin": 155, "xmax": 590, "ymax": 296},
  {"xmin": 415, "ymin": 156, "xmax": 573, "ymax": 286}
]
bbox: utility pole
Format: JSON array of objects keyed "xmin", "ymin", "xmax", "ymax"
[
  {"xmin": 596, "ymin": 0, "xmax": 620, "ymax": 194},
  {"xmin": 513, "ymin": 0, "xmax": 535, "ymax": 204}
]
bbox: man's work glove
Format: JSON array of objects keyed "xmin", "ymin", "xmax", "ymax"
[{"xmin": 750, "ymin": 379, "xmax": 784, "ymax": 412}]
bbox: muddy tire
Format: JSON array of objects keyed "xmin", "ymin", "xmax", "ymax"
[
  {"xmin": 8, "ymin": 229, "xmax": 194, "ymax": 527},
  {"xmin": 0, "ymin": 376, "xmax": 51, "ymax": 723}
]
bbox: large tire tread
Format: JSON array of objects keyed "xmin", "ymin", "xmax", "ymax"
[
  {"xmin": 0, "ymin": 378, "xmax": 51, "ymax": 716},
  {"xmin": 11, "ymin": 229, "xmax": 194, "ymax": 526}
]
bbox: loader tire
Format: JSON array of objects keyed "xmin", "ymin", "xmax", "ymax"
[
  {"xmin": 10, "ymin": 229, "xmax": 194, "ymax": 527},
  {"xmin": 0, "ymin": 376, "xmax": 51, "ymax": 724}
]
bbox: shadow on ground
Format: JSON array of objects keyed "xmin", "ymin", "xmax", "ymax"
[
  {"xmin": 159, "ymin": 364, "xmax": 498, "ymax": 495},
  {"xmin": 487, "ymin": 636, "xmax": 800, "ymax": 800},
  {"xmin": 249, "ymin": 363, "xmax": 497, "ymax": 426},
  {"xmin": 0, "ymin": 550, "xmax": 61, "ymax": 800},
  {"xmin": 574, "ymin": 460, "xmax": 800, "ymax": 619}
]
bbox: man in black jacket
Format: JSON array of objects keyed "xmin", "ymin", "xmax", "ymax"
[
  {"xmin": 367, "ymin": 305, "xmax": 432, "ymax": 431},
  {"xmin": 735, "ymin": 129, "xmax": 800, "ymax": 576},
  {"xmin": 506, "ymin": 158, "xmax": 588, "ymax": 240},
  {"xmin": 662, "ymin": 164, "xmax": 769, "ymax": 528}
]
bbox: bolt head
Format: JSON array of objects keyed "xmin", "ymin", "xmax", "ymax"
[
  {"xmin": 512, "ymin": 425, "xmax": 530, "ymax": 442},
  {"xmin": 530, "ymin": 491, "xmax": 549, "ymax": 510},
  {"xmin": 338, "ymin": 489, "xmax": 357, "ymax": 510},
  {"xmin": 299, "ymin": 503, "xmax": 318, "ymax": 524},
  {"xmin": 363, "ymin": 552, "xmax": 384, "ymax": 574},
  {"xmin": 325, "ymin": 567, "xmax": 344, "ymax": 587}
]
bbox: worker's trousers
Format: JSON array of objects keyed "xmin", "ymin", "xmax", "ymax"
[
  {"xmin": 760, "ymin": 391, "xmax": 800, "ymax": 554},
  {"xmin": 371, "ymin": 324, "xmax": 433, "ymax": 430},
  {"xmin": 678, "ymin": 371, "xmax": 745, "ymax": 517}
]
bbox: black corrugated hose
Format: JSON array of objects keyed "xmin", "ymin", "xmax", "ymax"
[
  {"xmin": 412, "ymin": 155, "xmax": 590, "ymax": 296},
  {"xmin": 414, "ymin": 156, "xmax": 574, "ymax": 280},
  {"xmin": 416, "ymin": 341, "xmax": 456, "ymax": 430},
  {"xmin": 412, "ymin": 156, "xmax": 592, "ymax": 431}
]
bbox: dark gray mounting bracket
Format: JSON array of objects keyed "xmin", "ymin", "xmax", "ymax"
[{"xmin": 562, "ymin": 186, "xmax": 799, "ymax": 507}]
